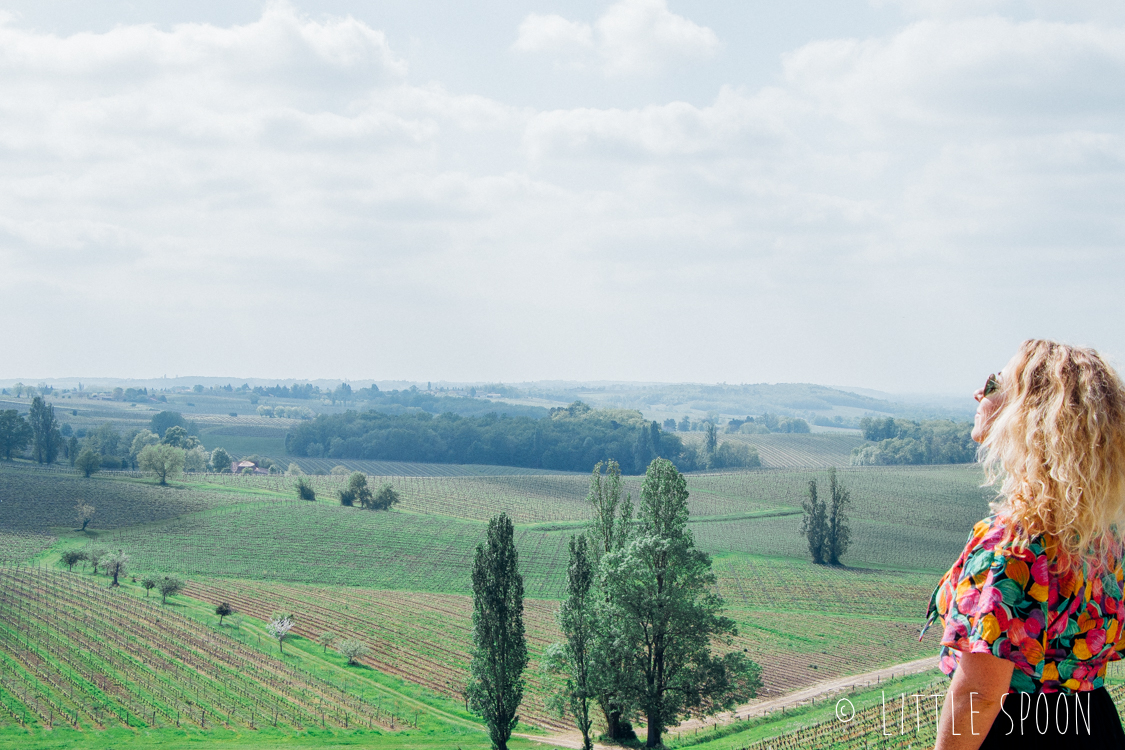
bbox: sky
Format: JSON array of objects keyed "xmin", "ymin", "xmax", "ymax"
[{"xmin": 1, "ymin": 1, "xmax": 1123, "ymax": 394}]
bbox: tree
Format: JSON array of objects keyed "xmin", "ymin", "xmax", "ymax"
[
  {"xmin": 318, "ymin": 631, "xmax": 338, "ymax": 653},
  {"xmin": 468, "ymin": 513, "xmax": 528, "ymax": 750},
  {"xmin": 366, "ymin": 482, "xmax": 400, "ymax": 510},
  {"xmin": 267, "ymin": 616, "xmax": 294, "ymax": 653},
  {"xmin": 602, "ymin": 458, "xmax": 762, "ymax": 748},
  {"xmin": 150, "ymin": 411, "xmax": 186, "ymax": 438},
  {"xmin": 66, "ymin": 435, "xmax": 79, "ymax": 465},
  {"xmin": 584, "ymin": 459, "xmax": 637, "ymax": 742},
  {"xmin": 826, "ymin": 468, "xmax": 851, "ymax": 566},
  {"xmin": 337, "ymin": 638, "xmax": 371, "ymax": 665},
  {"xmin": 216, "ymin": 602, "xmax": 233, "ymax": 625},
  {"xmin": 333, "ymin": 383, "xmax": 353, "ymax": 406},
  {"xmin": 130, "ymin": 429, "xmax": 159, "ymax": 462},
  {"xmin": 138, "ymin": 443, "xmax": 185, "ymax": 485},
  {"xmin": 210, "ymin": 447, "xmax": 232, "ymax": 472},
  {"xmin": 296, "ymin": 477, "xmax": 317, "ymax": 501},
  {"xmin": 799, "ymin": 479, "xmax": 828, "ymax": 565},
  {"xmin": 544, "ymin": 535, "xmax": 596, "ymax": 750},
  {"xmin": 61, "ymin": 549, "xmax": 87, "ymax": 572},
  {"xmin": 704, "ymin": 420, "xmax": 718, "ymax": 456},
  {"xmin": 632, "ymin": 426, "xmax": 655, "ymax": 474},
  {"xmin": 75, "ymin": 448, "xmax": 101, "ymax": 478},
  {"xmin": 159, "ymin": 575, "xmax": 186, "ymax": 603},
  {"xmin": 587, "ymin": 460, "xmax": 632, "ymax": 564},
  {"xmin": 287, "ymin": 463, "xmax": 303, "ymax": 476},
  {"xmin": 105, "ymin": 550, "xmax": 129, "ymax": 586},
  {"xmin": 75, "ymin": 502, "xmax": 96, "ymax": 531},
  {"xmin": 161, "ymin": 425, "xmax": 188, "ymax": 448},
  {"xmin": 351, "ymin": 473, "xmax": 374, "ymax": 507},
  {"xmin": 88, "ymin": 545, "xmax": 108, "ymax": 575},
  {"xmin": 28, "ymin": 396, "xmax": 62, "ymax": 464},
  {"xmin": 142, "ymin": 575, "xmax": 159, "ymax": 597},
  {"xmin": 0, "ymin": 410, "xmax": 31, "ymax": 460}
]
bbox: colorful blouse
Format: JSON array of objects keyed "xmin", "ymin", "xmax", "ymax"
[{"xmin": 921, "ymin": 515, "xmax": 1125, "ymax": 694}]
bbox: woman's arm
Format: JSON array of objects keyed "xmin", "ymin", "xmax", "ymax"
[{"xmin": 935, "ymin": 652, "xmax": 1014, "ymax": 750}]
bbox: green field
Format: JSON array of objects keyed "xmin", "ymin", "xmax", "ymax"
[{"xmin": 0, "ymin": 457, "xmax": 994, "ymax": 748}]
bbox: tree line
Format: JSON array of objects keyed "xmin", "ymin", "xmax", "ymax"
[
  {"xmin": 850, "ymin": 416, "xmax": 975, "ymax": 465},
  {"xmin": 285, "ymin": 401, "xmax": 757, "ymax": 474},
  {"xmin": 468, "ymin": 459, "xmax": 761, "ymax": 750}
]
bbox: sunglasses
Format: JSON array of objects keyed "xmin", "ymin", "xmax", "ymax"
[{"xmin": 983, "ymin": 374, "xmax": 1000, "ymax": 398}]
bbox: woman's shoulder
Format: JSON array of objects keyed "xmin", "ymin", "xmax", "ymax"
[{"xmin": 955, "ymin": 515, "xmax": 1040, "ymax": 577}]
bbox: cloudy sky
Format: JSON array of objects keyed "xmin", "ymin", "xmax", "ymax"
[{"xmin": 1, "ymin": 1, "xmax": 1123, "ymax": 394}]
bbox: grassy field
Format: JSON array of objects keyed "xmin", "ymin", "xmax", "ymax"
[
  {"xmin": 681, "ymin": 432, "xmax": 866, "ymax": 468},
  {"xmin": 0, "ymin": 458, "xmax": 996, "ymax": 748}
]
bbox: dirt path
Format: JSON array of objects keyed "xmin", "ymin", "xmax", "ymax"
[{"xmin": 517, "ymin": 655, "xmax": 941, "ymax": 749}]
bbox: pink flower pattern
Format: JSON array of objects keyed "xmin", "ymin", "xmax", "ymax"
[{"xmin": 921, "ymin": 515, "xmax": 1125, "ymax": 694}]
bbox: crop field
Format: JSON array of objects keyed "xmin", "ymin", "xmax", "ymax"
[
  {"xmin": 681, "ymin": 433, "xmax": 866, "ymax": 468},
  {"xmin": 0, "ymin": 566, "xmax": 397, "ymax": 732},
  {"xmin": 0, "ymin": 465, "xmax": 275, "ymax": 532},
  {"xmin": 0, "ymin": 464, "xmax": 283, "ymax": 533},
  {"xmin": 104, "ymin": 502, "xmax": 575, "ymax": 599},
  {"xmin": 692, "ymin": 514, "xmax": 969, "ymax": 571},
  {"xmin": 0, "ymin": 457, "xmax": 1004, "ymax": 747},
  {"xmin": 688, "ymin": 465, "xmax": 989, "ymax": 570},
  {"xmin": 188, "ymin": 472, "xmax": 770, "ymax": 524},
  {"xmin": 177, "ymin": 562, "xmax": 942, "ymax": 718},
  {"xmin": 711, "ymin": 555, "xmax": 940, "ymax": 691},
  {"xmin": 183, "ymin": 579, "xmax": 570, "ymax": 731},
  {"xmin": 0, "ymin": 533, "xmax": 56, "ymax": 565},
  {"xmin": 273, "ymin": 457, "xmax": 579, "ymax": 477}
]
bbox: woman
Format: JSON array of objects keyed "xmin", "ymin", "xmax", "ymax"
[{"xmin": 923, "ymin": 339, "xmax": 1125, "ymax": 749}]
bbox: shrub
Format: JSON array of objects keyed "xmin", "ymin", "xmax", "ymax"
[
  {"xmin": 365, "ymin": 482, "xmax": 400, "ymax": 511},
  {"xmin": 296, "ymin": 478, "xmax": 316, "ymax": 502}
]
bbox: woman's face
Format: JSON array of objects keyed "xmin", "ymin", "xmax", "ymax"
[{"xmin": 971, "ymin": 373, "xmax": 1004, "ymax": 443}]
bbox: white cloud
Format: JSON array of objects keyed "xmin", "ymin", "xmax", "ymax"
[
  {"xmin": 512, "ymin": 0, "xmax": 720, "ymax": 76},
  {"xmin": 596, "ymin": 0, "xmax": 721, "ymax": 75},
  {"xmin": 1, "ymin": 7, "xmax": 1124, "ymax": 389},
  {"xmin": 512, "ymin": 14, "xmax": 593, "ymax": 54}
]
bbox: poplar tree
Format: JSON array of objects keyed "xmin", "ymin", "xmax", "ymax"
[
  {"xmin": 29, "ymin": 396, "xmax": 61, "ymax": 464},
  {"xmin": 544, "ymin": 535, "xmax": 596, "ymax": 750},
  {"xmin": 826, "ymin": 468, "xmax": 851, "ymax": 565},
  {"xmin": 468, "ymin": 513, "xmax": 527, "ymax": 750},
  {"xmin": 585, "ymin": 460, "xmax": 638, "ymax": 741},
  {"xmin": 799, "ymin": 479, "xmax": 827, "ymax": 565}
]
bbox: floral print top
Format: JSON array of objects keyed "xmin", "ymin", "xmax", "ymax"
[{"xmin": 921, "ymin": 515, "xmax": 1125, "ymax": 694}]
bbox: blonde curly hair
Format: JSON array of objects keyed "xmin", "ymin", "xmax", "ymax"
[{"xmin": 982, "ymin": 339, "xmax": 1125, "ymax": 572}]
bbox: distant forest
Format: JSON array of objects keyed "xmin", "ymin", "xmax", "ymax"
[
  {"xmin": 851, "ymin": 417, "xmax": 975, "ymax": 465},
  {"xmin": 254, "ymin": 383, "xmax": 548, "ymax": 419},
  {"xmin": 284, "ymin": 402, "xmax": 755, "ymax": 474}
]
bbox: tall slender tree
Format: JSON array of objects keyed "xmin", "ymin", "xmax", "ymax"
[
  {"xmin": 28, "ymin": 396, "xmax": 61, "ymax": 464},
  {"xmin": 468, "ymin": 513, "xmax": 527, "ymax": 750},
  {"xmin": 587, "ymin": 460, "xmax": 632, "ymax": 562},
  {"xmin": 544, "ymin": 535, "xmax": 597, "ymax": 750},
  {"xmin": 826, "ymin": 468, "xmax": 851, "ymax": 565},
  {"xmin": 799, "ymin": 479, "xmax": 827, "ymax": 565},
  {"xmin": 585, "ymin": 460, "xmax": 637, "ymax": 741}
]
